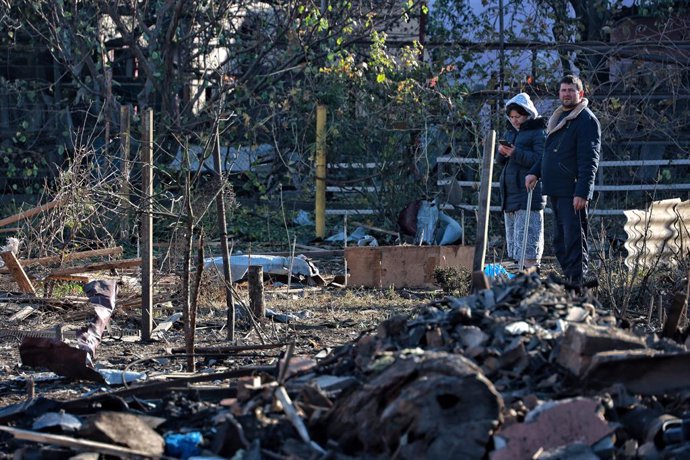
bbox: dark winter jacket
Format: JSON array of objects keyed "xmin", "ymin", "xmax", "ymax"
[
  {"xmin": 528, "ymin": 98, "xmax": 600, "ymax": 199},
  {"xmin": 497, "ymin": 118, "xmax": 547, "ymax": 212}
]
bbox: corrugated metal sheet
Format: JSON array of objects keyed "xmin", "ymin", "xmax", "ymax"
[{"xmin": 623, "ymin": 198, "xmax": 690, "ymax": 270}]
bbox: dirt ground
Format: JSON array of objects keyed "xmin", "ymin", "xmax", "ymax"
[{"xmin": 0, "ymin": 254, "xmax": 433, "ymax": 407}]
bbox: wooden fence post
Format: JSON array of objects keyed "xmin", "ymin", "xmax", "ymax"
[
  {"xmin": 471, "ymin": 131, "xmax": 496, "ymax": 292},
  {"xmin": 140, "ymin": 108, "xmax": 153, "ymax": 341}
]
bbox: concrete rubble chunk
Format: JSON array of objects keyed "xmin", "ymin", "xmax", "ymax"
[
  {"xmin": 557, "ymin": 323, "xmax": 647, "ymax": 376},
  {"xmin": 80, "ymin": 412, "xmax": 165, "ymax": 456},
  {"xmin": 490, "ymin": 398, "xmax": 614, "ymax": 460}
]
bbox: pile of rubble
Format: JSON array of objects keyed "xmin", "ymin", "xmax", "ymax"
[{"xmin": 2, "ymin": 272, "xmax": 690, "ymax": 459}]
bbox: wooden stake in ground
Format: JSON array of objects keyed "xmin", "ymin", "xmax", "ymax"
[
  {"xmin": 213, "ymin": 126, "xmax": 235, "ymax": 342},
  {"xmin": 248, "ymin": 265, "xmax": 265, "ymax": 318},
  {"xmin": 140, "ymin": 108, "xmax": 154, "ymax": 341},
  {"xmin": 315, "ymin": 104, "xmax": 327, "ymax": 239},
  {"xmin": 0, "ymin": 251, "xmax": 36, "ymax": 295},
  {"xmin": 471, "ymin": 130, "xmax": 496, "ymax": 292}
]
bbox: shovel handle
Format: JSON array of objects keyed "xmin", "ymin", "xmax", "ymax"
[{"xmin": 518, "ymin": 189, "xmax": 534, "ymax": 271}]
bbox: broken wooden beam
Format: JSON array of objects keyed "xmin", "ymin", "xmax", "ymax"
[
  {"xmin": 0, "ymin": 247, "xmax": 123, "ymax": 274},
  {"xmin": 44, "ymin": 274, "xmax": 91, "ymax": 283},
  {"xmin": 0, "ymin": 251, "xmax": 36, "ymax": 295},
  {"xmin": 47, "ymin": 258, "xmax": 143, "ymax": 276},
  {"xmin": 0, "ymin": 198, "xmax": 64, "ymax": 228}
]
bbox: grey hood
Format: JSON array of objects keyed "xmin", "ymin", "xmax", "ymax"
[{"xmin": 505, "ymin": 93, "xmax": 539, "ymax": 120}]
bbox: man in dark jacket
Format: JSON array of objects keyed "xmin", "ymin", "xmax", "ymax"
[{"xmin": 525, "ymin": 75, "xmax": 600, "ymax": 284}]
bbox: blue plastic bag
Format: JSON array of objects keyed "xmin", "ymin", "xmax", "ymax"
[{"xmin": 484, "ymin": 263, "xmax": 514, "ymax": 279}]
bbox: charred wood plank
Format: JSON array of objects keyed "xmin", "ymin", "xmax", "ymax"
[{"xmin": 585, "ymin": 350, "xmax": 690, "ymax": 395}]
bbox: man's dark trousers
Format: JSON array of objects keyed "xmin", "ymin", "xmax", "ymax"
[{"xmin": 550, "ymin": 196, "xmax": 588, "ymax": 283}]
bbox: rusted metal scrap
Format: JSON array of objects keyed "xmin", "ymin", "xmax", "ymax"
[
  {"xmin": 19, "ymin": 280, "xmax": 118, "ymax": 383},
  {"xmin": 18, "ymin": 339, "xmax": 103, "ymax": 382}
]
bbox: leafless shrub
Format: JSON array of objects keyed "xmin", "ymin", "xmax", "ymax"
[
  {"xmin": 591, "ymin": 220, "xmax": 689, "ymax": 324},
  {"xmin": 18, "ymin": 145, "xmax": 121, "ymax": 259}
]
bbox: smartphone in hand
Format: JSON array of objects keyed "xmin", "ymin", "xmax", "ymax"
[{"xmin": 498, "ymin": 139, "xmax": 513, "ymax": 147}]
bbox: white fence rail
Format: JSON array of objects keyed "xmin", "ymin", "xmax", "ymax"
[{"xmin": 322, "ymin": 155, "xmax": 690, "ymax": 218}]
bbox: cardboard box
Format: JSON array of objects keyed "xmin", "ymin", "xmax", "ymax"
[{"xmin": 344, "ymin": 245, "xmax": 474, "ymax": 289}]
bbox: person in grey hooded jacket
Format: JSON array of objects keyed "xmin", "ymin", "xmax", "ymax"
[
  {"xmin": 526, "ymin": 75, "xmax": 601, "ymax": 285},
  {"xmin": 497, "ymin": 92, "xmax": 546, "ymax": 269}
]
